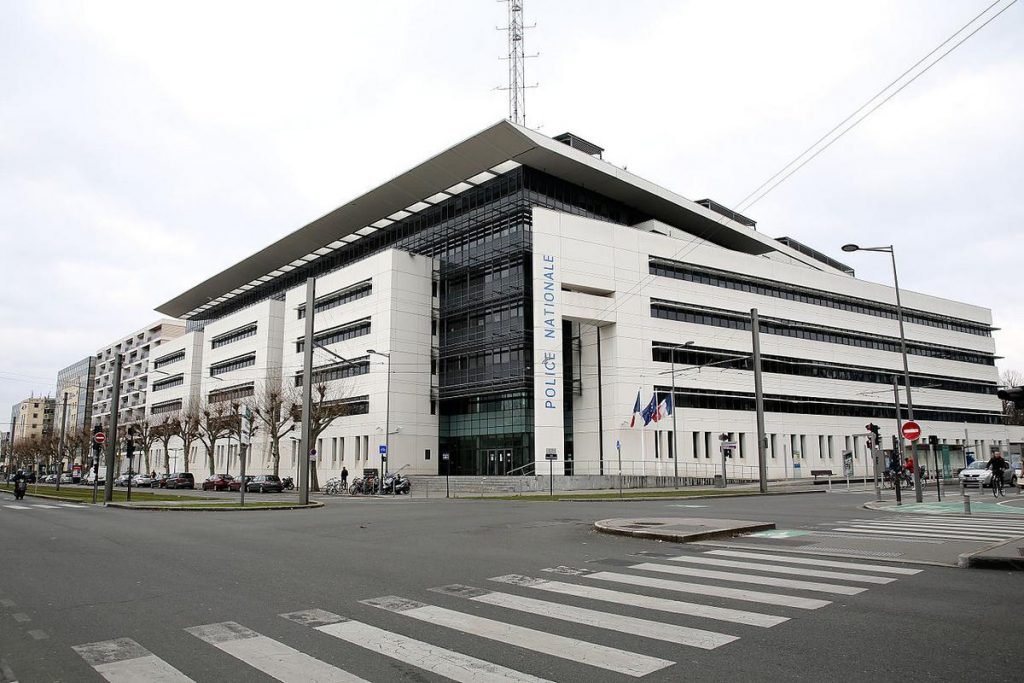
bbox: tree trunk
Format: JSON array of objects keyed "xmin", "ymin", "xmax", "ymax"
[
  {"xmin": 207, "ymin": 449, "xmax": 215, "ymax": 476},
  {"xmin": 143, "ymin": 449, "xmax": 151, "ymax": 476},
  {"xmin": 310, "ymin": 460, "xmax": 320, "ymax": 492},
  {"xmin": 271, "ymin": 440, "xmax": 280, "ymax": 477}
]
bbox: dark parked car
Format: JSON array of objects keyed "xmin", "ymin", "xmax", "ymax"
[
  {"xmin": 247, "ymin": 475, "xmax": 283, "ymax": 493},
  {"xmin": 153, "ymin": 473, "xmax": 171, "ymax": 488},
  {"xmin": 165, "ymin": 472, "xmax": 195, "ymax": 489},
  {"xmin": 228, "ymin": 475, "xmax": 254, "ymax": 492},
  {"xmin": 202, "ymin": 474, "xmax": 234, "ymax": 491}
]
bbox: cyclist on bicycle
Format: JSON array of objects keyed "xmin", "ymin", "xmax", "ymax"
[
  {"xmin": 903, "ymin": 455, "xmax": 915, "ymax": 487},
  {"xmin": 986, "ymin": 452, "xmax": 1008, "ymax": 497}
]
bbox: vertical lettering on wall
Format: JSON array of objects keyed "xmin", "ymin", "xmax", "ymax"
[{"xmin": 532, "ymin": 215, "xmax": 565, "ymax": 465}]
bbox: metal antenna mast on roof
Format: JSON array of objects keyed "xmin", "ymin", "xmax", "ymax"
[{"xmin": 497, "ymin": 0, "xmax": 537, "ymax": 126}]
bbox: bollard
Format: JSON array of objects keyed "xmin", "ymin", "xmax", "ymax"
[
  {"xmin": 963, "ymin": 495, "xmax": 971, "ymax": 515},
  {"xmin": 827, "ymin": 476, "xmax": 832, "ymax": 493}
]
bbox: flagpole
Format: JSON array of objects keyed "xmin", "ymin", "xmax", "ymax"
[{"xmin": 639, "ymin": 386, "xmax": 645, "ymax": 477}]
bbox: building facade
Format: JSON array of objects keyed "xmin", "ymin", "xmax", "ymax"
[
  {"xmin": 54, "ymin": 356, "xmax": 97, "ymax": 443},
  {"xmin": 154, "ymin": 121, "xmax": 1007, "ymax": 479},
  {"xmin": 145, "ymin": 330, "xmax": 204, "ymax": 472},
  {"xmin": 92, "ymin": 319, "xmax": 185, "ymax": 430},
  {"xmin": 10, "ymin": 395, "xmax": 56, "ymax": 444}
]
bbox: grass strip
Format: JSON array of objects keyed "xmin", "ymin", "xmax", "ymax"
[{"xmin": 0, "ymin": 483, "xmax": 219, "ymax": 503}]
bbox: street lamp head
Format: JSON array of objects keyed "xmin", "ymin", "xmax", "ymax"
[
  {"xmin": 841, "ymin": 244, "xmax": 860, "ymax": 252},
  {"xmin": 683, "ymin": 340, "xmax": 695, "ymax": 347}
]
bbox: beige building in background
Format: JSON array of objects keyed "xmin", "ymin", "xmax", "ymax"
[{"xmin": 10, "ymin": 396, "xmax": 56, "ymax": 444}]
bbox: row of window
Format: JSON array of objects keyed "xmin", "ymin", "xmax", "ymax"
[
  {"xmin": 444, "ymin": 304, "xmax": 524, "ymax": 338},
  {"xmin": 650, "ymin": 344, "xmax": 998, "ymax": 395},
  {"xmin": 655, "ymin": 385, "xmax": 1003, "ymax": 425},
  {"xmin": 294, "ymin": 358, "xmax": 370, "ymax": 387},
  {"xmin": 649, "ymin": 258, "xmax": 992, "ymax": 336},
  {"xmin": 651, "ymin": 300, "xmax": 995, "ymax": 366},
  {"xmin": 211, "ymin": 323, "xmax": 258, "ymax": 349},
  {"xmin": 208, "ymin": 382, "xmax": 254, "ymax": 404},
  {"xmin": 210, "ymin": 353, "xmax": 256, "ymax": 377},
  {"xmin": 152, "ymin": 375, "xmax": 184, "ymax": 392},
  {"xmin": 151, "ymin": 399, "xmax": 183, "ymax": 415},
  {"xmin": 296, "ymin": 319, "xmax": 371, "ymax": 354},
  {"xmin": 153, "ymin": 349, "xmax": 185, "ymax": 369},
  {"xmin": 297, "ymin": 281, "xmax": 372, "ymax": 320}
]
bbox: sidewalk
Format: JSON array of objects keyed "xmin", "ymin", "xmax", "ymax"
[{"xmin": 594, "ymin": 517, "xmax": 775, "ymax": 543}]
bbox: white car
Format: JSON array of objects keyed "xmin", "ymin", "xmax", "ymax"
[
  {"xmin": 958, "ymin": 461, "xmax": 1017, "ymax": 488},
  {"xmin": 131, "ymin": 474, "xmax": 154, "ymax": 487}
]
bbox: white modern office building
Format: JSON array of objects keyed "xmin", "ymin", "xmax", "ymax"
[
  {"xmin": 155, "ymin": 121, "xmax": 1007, "ymax": 480},
  {"xmin": 146, "ymin": 329, "xmax": 204, "ymax": 472}
]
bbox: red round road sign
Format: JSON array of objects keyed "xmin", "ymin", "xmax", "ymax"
[
  {"xmin": 901, "ymin": 421, "xmax": 921, "ymax": 441},
  {"xmin": 94, "ymin": 432, "xmax": 106, "ymax": 445}
]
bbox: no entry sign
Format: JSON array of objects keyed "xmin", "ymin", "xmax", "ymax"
[
  {"xmin": 94, "ymin": 432, "xmax": 106, "ymax": 445},
  {"xmin": 901, "ymin": 421, "xmax": 921, "ymax": 441}
]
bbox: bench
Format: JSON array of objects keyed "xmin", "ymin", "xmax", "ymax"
[{"xmin": 810, "ymin": 469, "xmax": 833, "ymax": 483}]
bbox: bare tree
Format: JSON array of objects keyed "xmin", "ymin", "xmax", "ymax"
[
  {"xmin": 128, "ymin": 418, "xmax": 158, "ymax": 475},
  {"xmin": 249, "ymin": 384, "xmax": 297, "ymax": 477},
  {"xmin": 290, "ymin": 383, "xmax": 361, "ymax": 492},
  {"xmin": 1001, "ymin": 369, "xmax": 1024, "ymax": 426},
  {"xmin": 197, "ymin": 402, "xmax": 232, "ymax": 476},
  {"xmin": 174, "ymin": 405, "xmax": 201, "ymax": 474},
  {"xmin": 154, "ymin": 415, "xmax": 177, "ymax": 474}
]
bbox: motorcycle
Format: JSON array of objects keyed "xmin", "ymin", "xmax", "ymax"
[
  {"xmin": 281, "ymin": 476, "xmax": 295, "ymax": 490},
  {"xmin": 14, "ymin": 479, "xmax": 28, "ymax": 501},
  {"xmin": 381, "ymin": 473, "xmax": 411, "ymax": 495}
]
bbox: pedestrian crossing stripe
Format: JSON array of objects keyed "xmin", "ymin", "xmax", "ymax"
[
  {"xmin": 664, "ymin": 554, "xmax": 897, "ymax": 584},
  {"xmin": 488, "ymin": 574, "xmax": 789, "ymax": 627},
  {"xmin": 430, "ymin": 583, "xmax": 737, "ymax": 649},
  {"xmin": 186, "ymin": 621, "xmax": 366, "ymax": 683},
  {"xmin": 73, "ymin": 637, "xmax": 194, "ymax": 683},
  {"xmin": 703, "ymin": 550, "xmax": 921, "ymax": 574},
  {"xmin": 281, "ymin": 609, "xmax": 554, "ymax": 683},
  {"xmin": 832, "ymin": 527, "xmax": 1012, "ymax": 542},
  {"xmin": 362, "ymin": 595, "xmax": 674, "ymax": 677},
  {"xmin": 848, "ymin": 518, "xmax": 1024, "ymax": 533},
  {"xmin": 628, "ymin": 562, "xmax": 867, "ymax": 595}
]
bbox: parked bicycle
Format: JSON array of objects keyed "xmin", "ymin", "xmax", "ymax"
[
  {"xmin": 349, "ymin": 474, "xmax": 379, "ymax": 495},
  {"xmin": 323, "ymin": 477, "xmax": 345, "ymax": 495}
]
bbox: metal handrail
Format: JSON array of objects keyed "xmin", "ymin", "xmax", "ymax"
[{"xmin": 506, "ymin": 462, "xmax": 535, "ymax": 477}]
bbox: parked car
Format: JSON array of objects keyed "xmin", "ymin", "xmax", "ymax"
[
  {"xmin": 228, "ymin": 475, "xmax": 254, "ymax": 492},
  {"xmin": 131, "ymin": 473, "xmax": 154, "ymax": 487},
  {"xmin": 247, "ymin": 475, "xmax": 283, "ymax": 493},
  {"xmin": 83, "ymin": 468, "xmax": 106, "ymax": 486},
  {"xmin": 958, "ymin": 461, "xmax": 1018, "ymax": 488},
  {"xmin": 113, "ymin": 474, "xmax": 132, "ymax": 487},
  {"xmin": 165, "ymin": 472, "xmax": 195, "ymax": 489},
  {"xmin": 59, "ymin": 474, "xmax": 74, "ymax": 484},
  {"xmin": 153, "ymin": 473, "xmax": 170, "ymax": 488},
  {"xmin": 42, "ymin": 474, "xmax": 57, "ymax": 484},
  {"xmin": 202, "ymin": 474, "xmax": 234, "ymax": 491}
]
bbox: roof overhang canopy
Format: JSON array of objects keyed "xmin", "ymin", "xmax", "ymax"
[{"xmin": 157, "ymin": 120, "xmax": 794, "ymax": 318}]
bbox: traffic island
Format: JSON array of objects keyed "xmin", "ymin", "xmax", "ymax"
[
  {"xmin": 106, "ymin": 500, "xmax": 324, "ymax": 511},
  {"xmin": 595, "ymin": 517, "xmax": 775, "ymax": 543}
]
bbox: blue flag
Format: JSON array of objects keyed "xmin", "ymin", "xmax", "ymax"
[{"xmin": 641, "ymin": 394, "xmax": 658, "ymax": 426}]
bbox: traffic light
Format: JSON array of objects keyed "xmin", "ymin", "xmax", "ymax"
[
  {"xmin": 865, "ymin": 423, "xmax": 881, "ymax": 447},
  {"xmin": 928, "ymin": 435, "xmax": 939, "ymax": 447},
  {"xmin": 998, "ymin": 386, "xmax": 1024, "ymax": 409},
  {"xmin": 126, "ymin": 426, "xmax": 135, "ymax": 458}
]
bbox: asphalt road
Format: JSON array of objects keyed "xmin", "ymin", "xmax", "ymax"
[{"xmin": 1, "ymin": 490, "xmax": 1021, "ymax": 682}]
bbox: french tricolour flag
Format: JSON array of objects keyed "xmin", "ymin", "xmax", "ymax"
[
  {"xmin": 653, "ymin": 394, "xmax": 673, "ymax": 423},
  {"xmin": 629, "ymin": 391, "xmax": 641, "ymax": 428}
]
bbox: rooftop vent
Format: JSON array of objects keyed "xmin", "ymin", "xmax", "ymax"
[
  {"xmin": 695, "ymin": 199, "xmax": 756, "ymax": 229},
  {"xmin": 554, "ymin": 132, "xmax": 604, "ymax": 158}
]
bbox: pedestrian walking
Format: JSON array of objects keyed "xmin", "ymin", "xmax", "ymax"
[{"xmin": 340, "ymin": 467, "xmax": 348, "ymax": 493}]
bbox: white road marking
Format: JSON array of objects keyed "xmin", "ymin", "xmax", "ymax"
[
  {"xmin": 3, "ymin": 506, "xmax": 31, "ymax": 510},
  {"xmin": 630, "ymin": 562, "xmax": 866, "ymax": 595},
  {"xmin": 363, "ymin": 596, "xmax": 674, "ymax": 678},
  {"xmin": 585, "ymin": 571, "xmax": 831, "ymax": 609},
  {"xmin": 666, "ymin": 555, "xmax": 895, "ymax": 584},
  {"xmin": 850, "ymin": 517, "xmax": 1024, "ymax": 529},
  {"xmin": 489, "ymin": 574, "xmax": 787, "ymax": 627},
  {"xmin": 282, "ymin": 609, "xmax": 555, "ymax": 683},
  {"xmin": 59, "ymin": 503, "xmax": 81, "ymax": 508},
  {"xmin": 844, "ymin": 520, "xmax": 1024, "ymax": 537},
  {"xmin": 704, "ymin": 550, "xmax": 921, "ymax": 574},
  {"xmin": 30, "ymin": 505, "xmax": 60, "ymax": 509},
  {"xmin": 433, "ymin": 584, "xmax": 736, "ymax": 649},
  {"xmin": 72, "ymin": 637, "xmax": 194, "ymax": 683},
  {"xmin": 185, "ymin": 621, "xmax": 367, "ymax": 682},
  {"xmin": 832, "ymin": 527, "xmax": 1010, "ymax": 542}
]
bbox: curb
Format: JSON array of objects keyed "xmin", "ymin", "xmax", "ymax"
[
  {"xmin": 106, "ymin": 501, "xmax": 324, "ymax": 511},
  {"xmin": 957, "ymin": 538, "xmax": 1024, "ymax": 571},
  {"xmin": 470, "ymin": 489, "xmax": 827, "ymax": 503},
  {"xmin": 0, "ymin": 488, "xmax": 93, "ymax": 504},
  {"xmin": 861, "ymin": 500, "xmax": 1024, "ymax": 518},
  {"xmin": 594, "ymin": 519, "xmax": 775, "ymax": 543}
]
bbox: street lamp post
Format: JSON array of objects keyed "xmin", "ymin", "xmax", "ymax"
[
  {"xmin": 842, "ymin": 243, "xmax": 921, "ymax": 502},
  {"xmin": 367, "ymin": 350, "xmax": 392, "ymax": 483}
]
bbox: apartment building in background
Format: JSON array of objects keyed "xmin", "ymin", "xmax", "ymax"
[
  {"xmin": 10, "ymin": 395, "xmax": 56, "ymax": 444},
  {"xmin": 92, "ymin": 319, "xmax": 185, "ymax": 430},
  {"xmin": 54, "ymin": 356, "xmax": 97, "ymax": 440}
]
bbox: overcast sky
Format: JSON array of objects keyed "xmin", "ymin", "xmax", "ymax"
[{"xmin": 1, "ymin": 0, "xmax": 1021, "ymax": 428}]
